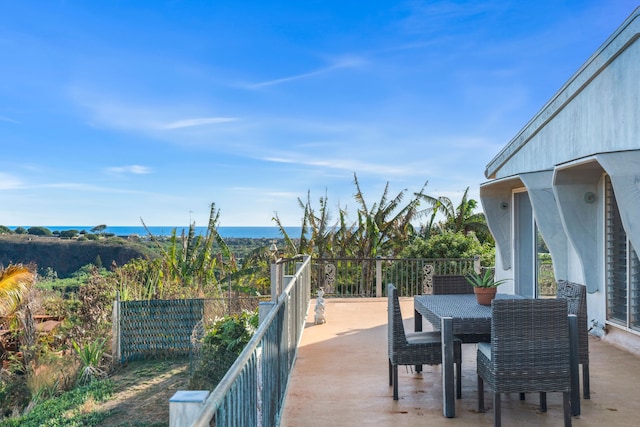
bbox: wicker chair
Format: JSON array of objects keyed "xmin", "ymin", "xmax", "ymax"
[
  {"xmin": 432, "ymin": 275, "xmax": 475, "ymax": 295},
  {"xmin": 477, "ymin": 299, "xmax": 572, "ymax": 427},
  {"xmin": 557, "ymin": 280, "xmax": 590, "ymax": 399},
  {"xmin": 387, "ymin": 284, "xmax": 462, "ymax": 401}
]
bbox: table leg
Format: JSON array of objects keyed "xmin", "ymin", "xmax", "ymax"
[
  {"xmin": 442, "ymin": 317, "xmax": 455, "ymax": 418},
  {"xmin": 414, "ymin": 309, "xmax": 423, "ymax": 372},
  {"xmin": 569, "ymin": 314, "xmax": 580, "ymax": 416}
]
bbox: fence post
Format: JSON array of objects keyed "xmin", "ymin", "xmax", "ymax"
[
  {"xmin": 375, "ymin": 256, "xmax": 382, "ymax": 297},
  {"xmin": 111, "ymin": 291, "xmax": 121, "ymax": 363},
  {"xmin": 270, "ymin": 262, "xmax": 280, "ymax": 301},
  {"xmin": 169, "ymin": 390, "xmax": 210, "ymax": 427}
]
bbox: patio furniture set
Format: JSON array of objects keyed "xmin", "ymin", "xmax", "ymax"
[{"xmin": 387, "ymin": 277, "xmax": 589, "ymax": 427}]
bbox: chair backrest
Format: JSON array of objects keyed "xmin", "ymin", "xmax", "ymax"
[
  {"xmin": 556, "ymin": 280, "xmax": 589, "ymax": 363},
  {"xmin": 387, "ymin": 284, "xmax": 407, "ymax": 358},
  {"xmin": 490, "ymin": 299, "xmax": 570, "ymax": 392},
  {"xmin": 432, "ymin": 275, "xmax": 474, "ymax": 295}
]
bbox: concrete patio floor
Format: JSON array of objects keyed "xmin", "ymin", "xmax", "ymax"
[{"xmin": 280, "ymin": 297, "xmax": 640, "ymax": 427}]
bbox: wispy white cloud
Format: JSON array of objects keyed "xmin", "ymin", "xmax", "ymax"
[
  {"xmin": 0, "ymin": 172, "xmax": 24, "ymax": 190},
  {"xmin": 161, "ymin": 117, "xmax": 238, "ymax": 129},
  {"xmin": 400, "ymin": 2, "xmax": 498, "ymax": 36},
  {"xmin": 231, "ymin": 186, "xmax": 299, "ymax": 199},
  {"xmin": 40, "ymin": 182, "xmax": 150, "ymax": 193},
  {"xmin": 106, "ymin": 165, "xmax": 152, "ymax": 175},
  {"xmin": 0, "ymin": 115, "xmax": 19, "ymax": 124},
  {"xmin": 263, "ymin": 155, "xmax": 415, "ymax": 176},
  {"xmin": 70, "ymin": 88, "xmax": 238, "ymax": 137},
  {"xmin": 244, "ymin": 55, "xmax": 367, "ymax": 89},
  {"xmin": 0, "ymin": 180, "xmax": 153, "ymax": 194}
]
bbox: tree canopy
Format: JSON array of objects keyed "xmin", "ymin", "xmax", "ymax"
[{"xmin": 91, "ymin": 224, "xmax": 107, "ymax": 234}]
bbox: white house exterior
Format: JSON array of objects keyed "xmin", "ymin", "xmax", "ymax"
[{"xmin": 480, "ymin": 7, "xmax": 640, "ymax": 355}]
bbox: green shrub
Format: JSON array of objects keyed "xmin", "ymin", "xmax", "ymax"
[
  {"xmin": 402, "ymin": 231, "xmax": 495, "ymax": 266},
  {"xmin": 189, "ymin": 310, "xmax": 258, "ymax": 390},
  {"xmin": 0, "ymin": 370, "xmax": 30, "ymax": 419},
  {"xmin": 26, "ymin": 227, "xmax": 52, "ymax": 236},
  {"xmin": 59, "ymin": 230, "xmax": 79, "ymax": 239},
  {"xmin": 0, "ymin": 379, "xmax": 113, "ymax": 427}
]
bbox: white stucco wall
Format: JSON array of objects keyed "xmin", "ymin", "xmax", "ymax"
[
  {"xmin": 482, "ymin": 9, "xmax": 640, "ymax": 351},
  {"xmin": 494, "ymin": 37, "xmax": 640, "ymax": 179}
]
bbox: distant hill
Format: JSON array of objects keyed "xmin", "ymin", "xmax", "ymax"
[{"xmin": 0, "ymin": 234, "xmax": 157, "ymax": 278}]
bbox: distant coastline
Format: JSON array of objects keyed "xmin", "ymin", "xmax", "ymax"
[{"xmin": 8, "ymin": 226, "xmax": 302, "ymax": 239}]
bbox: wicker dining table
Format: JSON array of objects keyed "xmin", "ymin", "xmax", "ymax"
[{"xmin": 413, "ymin": 294, "xmax": 580, "ymax": 418}]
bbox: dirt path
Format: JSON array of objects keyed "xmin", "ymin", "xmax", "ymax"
[{"xmin": 96, "ymin": 357, "xmax": 191, "ymax": 427}]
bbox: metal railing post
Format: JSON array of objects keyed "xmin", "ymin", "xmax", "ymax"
[
  {"xmin": 271, "ymin": 262, "xmax": 282, "ymax": 301},
  {"xmin": 188, "ymin": 255, "xmax": 312, "ymax": 427},
  {"xmin": 259, "ymin": 301, "xmax": 275, "ymax": 324},
  {"xmin": 376, "ymin": 256, "xmax": 382, "ymax": 297}
]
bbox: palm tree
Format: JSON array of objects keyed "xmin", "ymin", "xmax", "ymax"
[
  {"xmin": 0, "ymin": 264, "xmax": 36, "ymax": 320},
  {"xmin": 351, "ymin": 173, "xmax": 428, "ymax": 258},
  {"xmin": 143, "ymin": 203, "xmax": 234, "ymax": 297},
  {"xmin": 424, "ymin": 187, "xmax": 491, "ymax": 242},
  {"xmin": 276, "ymin": 173, "xmax": 436, "ymax": 259},
  {"xmin": 273, "ymin": 189, "xmax": 335, "ymax": 258},
  {"xmin": 0, "ymin": 264, "xmax": 37, "ymax": 367}
]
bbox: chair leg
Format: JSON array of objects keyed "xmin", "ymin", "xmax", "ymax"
[
  {"xmin": 563, "ymin": 391, "xmax": 572, "ymax": 427},
  {"xmin": 389, "ymin": 359, "xmax": 393, "ymax": 386},
  {"xmin": 493, "ymin": 392, "xmax": 501, "ymax": 427},
  {"xmin": 477, "ymin": 375, "xmax": 485, "ymax": 413},
  {"xmin": 393, "ymin": 365, "xmax": 399, "ymax": 400},
  {"xmin": 539, "ymin": 392, "xmax": 547, "ymax": 412},
  {"xmin": 583, "ymin": 363, "xmax": 590, "ymax": 399}
]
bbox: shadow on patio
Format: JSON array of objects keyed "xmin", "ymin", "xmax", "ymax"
[{"xmin": 281, "ymin": 298, "xmax": 639, "ymax": 426}]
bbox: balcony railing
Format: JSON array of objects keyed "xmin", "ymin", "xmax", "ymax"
[
  {"xmin": 189, "ymin": 255, "xmax": 311, "ymax": 427},
  {"xmin": 178, "ymin": 256, "xmax": 476, "ymax": 426},
  {"xmin": 312, "ymin": 257, "xmax": 478, "ymax": 297}
]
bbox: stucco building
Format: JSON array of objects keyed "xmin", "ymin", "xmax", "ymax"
[{"xmin": 481, "ymin": 7, "xmax": 640, "ymax": 354}]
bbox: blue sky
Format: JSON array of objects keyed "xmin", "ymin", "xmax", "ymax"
[{"xmin": 1, "ymin": 1, "xmax": 637, "ymax": 227}]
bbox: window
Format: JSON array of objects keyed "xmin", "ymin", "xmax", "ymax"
[
  {"xmin": 537, "ymin": 229, "xmax": 555, "ymax": 297},
  {"xmin": 605, "ymin": 176, "xmax": 640, "ymax": 330}
]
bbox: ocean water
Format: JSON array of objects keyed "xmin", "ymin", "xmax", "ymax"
[{"xmin": 10, "ymin": 226, "xmax": 303, "ymax": 239}]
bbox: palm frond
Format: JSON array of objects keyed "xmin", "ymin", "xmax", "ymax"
[{"xmin": 0, "ymin": 264, "xmax": 36, "ymax": 317}]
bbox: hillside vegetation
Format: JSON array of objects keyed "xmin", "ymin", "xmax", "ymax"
[{"xmin": 0, "ymin": 234, "xmax": 156, "ymax": 278}]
